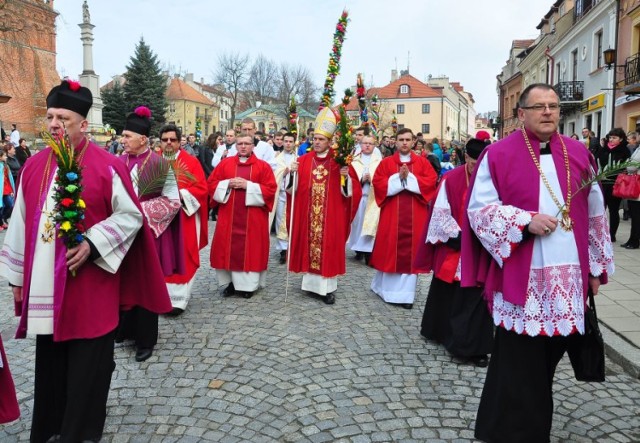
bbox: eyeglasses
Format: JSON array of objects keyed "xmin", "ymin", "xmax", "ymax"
[
  {"xmin": 160, "ymin": 137, "xmax": 178, "ymax": 143},
  {"xmin": 520, "ymin": 103, "xmax": 560, "ymax": 112}
]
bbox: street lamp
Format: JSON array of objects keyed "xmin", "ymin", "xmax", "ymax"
[{"xmin": 603, "ymin": 47, "xmax": 626, "ymax": 129}]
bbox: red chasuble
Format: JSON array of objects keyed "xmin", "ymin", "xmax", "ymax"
[
  {"xmin": 208, "ymin": 155, "xmax": 276, "ymax": 271},
  {"xmin": 370, "ymin": 152, "xmax": 437, "ymax": 274},
  {"xmin": 165, "ymin": 150, "xmax": 209, "ymax": 285},
  {"xmin": 289, "ymin": 151, "xmax": 362, "ymax": 277}
]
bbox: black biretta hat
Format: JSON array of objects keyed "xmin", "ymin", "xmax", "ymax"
[
  {"xmin": 46, "ymin": 80, "xmax": 93, "ymax": 118},
  {"xmin": 123, "ymin": 106, "xmax": 152, "ymax": 137},
  {"xmin": 465, "ymin": 138, "xmax": 489, "ymax": 160}
]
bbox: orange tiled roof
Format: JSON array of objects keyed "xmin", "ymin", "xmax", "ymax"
[
  {"xmin": 512, "ymin": 39, "xmax": 535, "ymax": 49},
  {"xmin": 375, "ymin": 74, "xmax": 442, "ymax": 99},
  {"xmin": 167, "ymin": 78, "xmax": 214, "ymax": 105}
]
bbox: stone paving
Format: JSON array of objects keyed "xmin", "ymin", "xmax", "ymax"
[{"xmin": 1, "ymin": 221, "xmax": 640, "ymax": 442}]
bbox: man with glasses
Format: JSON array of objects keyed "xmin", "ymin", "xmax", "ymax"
[
  {"xmin": 208, "ymin": 135, "xmax": 276, "ymax": 298},
  {"xmin": 159, "ymin": 124, "xmax": 209, "ymax": 315},
  {"xmin": 462, "ymin": 83, "xmax": 613, "ymax": 442}
]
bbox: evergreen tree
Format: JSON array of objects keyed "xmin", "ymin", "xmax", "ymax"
[
  {"xmin": 101, "ymin": 81, "xmax": 128, "ymax": 134},
  {"xmin": 123, "ymin": 37, "xmax": 168, "ymax": 135}
]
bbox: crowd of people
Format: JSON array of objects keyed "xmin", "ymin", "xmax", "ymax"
[{"xmin": 0, "ymin": 80, "xmax": 632, "ymax": 442}]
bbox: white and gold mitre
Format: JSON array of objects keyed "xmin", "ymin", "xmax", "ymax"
[{"xmin": 314, "ymin": 107, "xmax": 337, "ymax": 139}]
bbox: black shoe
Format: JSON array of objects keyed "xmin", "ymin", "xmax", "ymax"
[
  {"xmin": 325, "ymin": 293, "xmax": 336, "ymax": 304},
  {"xmin": 354, "ymin": 252, "xmax": 363, "ymax": 261},
  {"xmin": 624, "ymin": 243, "xmax": 640, "ymax": 249},
  {"xmin": 364, "ymin": 252, "xmax": 371, "ymax": 266},
  {"xmin": 241, "ymin": 291, "xmax": 254, "ymax": 299},
  {"xmin": 135, "ymin": 347, "xmax": 153, "ymax": 362},
  {"xmin": 621, "ymin": 242, "xmax": 629, "ymax": 248},
  {"xmin": 623, "ymin": 211, "xmax": 630, "ymax": 221},
  {"xmin": 166, "ymin": 307, "xmax": 184, "ymax": 316},
  {"xmin": 222, "ymin": 282, "xmax": 235, "ymax": 297},
  {"xmin": 470, "ymin": 355, "xmax": 489, "ymax": 368},
  {"xmin": 400, "ymin": 303, "xmax": 413, "ymax": 310},
  {"xmin": 279, "ymin": 250, "xmax": 286, "ymax": 264},
  {"xmin": 611, "ymin": 236, "xmax": 616, "ymax": 243}
]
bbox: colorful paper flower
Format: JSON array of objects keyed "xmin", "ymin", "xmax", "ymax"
[
  {"xmin": 60, "ymin": 221, "xmax": 72, "ymax": 231},
  {"xmin": 61, "ymin": 198, "xmax": 74, "ymax": 207},
  {"xmin": 66, "ymin": 172, "xmax": 78, "ymax": 181}
]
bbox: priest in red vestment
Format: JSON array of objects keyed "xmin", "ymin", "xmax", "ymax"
[
  {"xmin": 369, "ymin": 127, "xmax": 437, "ymax": 309},
  {"xmin": 288, "ymin": 107, "xmax": 362, "ymax": 304},
  {"xmin": 160, "ymin": 124, "xmax": 209, "ymax": 315},
  {"xmin": 208, "ymin": 135, "xmax": 277, "ymax": 298}
]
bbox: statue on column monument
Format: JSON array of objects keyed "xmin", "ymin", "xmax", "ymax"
[{"xmin": 82, "ymin": 1, "xmax": 90, "ymax": 24}]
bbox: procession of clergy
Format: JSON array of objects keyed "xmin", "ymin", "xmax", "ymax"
[
  {"xmin": 0, "ymin": 79, "xmax": 616, "ymax": 443},
  {"xmin": 197, "ymin": 104, "xmax": 493, "ymax": 367},
  {"xmin": 79, "ymin": 100, "xmax": 493, "ymax": 367}
]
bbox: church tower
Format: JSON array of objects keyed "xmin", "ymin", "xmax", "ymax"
[{"xmin": 78, "ymin": 0, "xmax": 103, "ymax": 131}]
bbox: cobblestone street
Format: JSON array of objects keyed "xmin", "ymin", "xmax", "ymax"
[{"xmin": 1, "ymin": 222, "xmax": 639, "ymax": 442}]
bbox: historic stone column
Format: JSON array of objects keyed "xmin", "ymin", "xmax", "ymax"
[{"xmin": 78, "ymin": 0, "xmax": 104, "ymax": 132}]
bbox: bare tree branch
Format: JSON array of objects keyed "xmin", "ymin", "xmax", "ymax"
[
  {"xmin": 245, "ymin": 54, "xmax": 278, "ymax": 107},
  {"xmin": 275, "ymin": 63, "xmax": 317, "ymax": 117},
  {"xmin": 213, "ymin": 52, "xmax": 250, "ymax": 128}
]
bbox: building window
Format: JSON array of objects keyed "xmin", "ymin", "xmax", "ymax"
[
  {"xmin": 220, "ymin": 109, "xmax": 224, "ymax": 119},
  {"xmin": 595, "ymin": 30, "xmax": 603, "ymax": 69},
  {"xmin": 422, "ymin": 124, "xmax": 430, "ymax": 134},
  {"xmin": 398, "ymin": 124, "xmax": 405, "ymax": 130},
  {"xmin": 397, "ymin": 104, "xmax": 405, "ymax": 114},
  {"xmin": 572, "ymin": 49, "xmax": 578, "ymax": 81},
  {"xmin": 169, "ymin": 103, "xmax": 176, "ymax": 113},
  {"xmin": 196, "ymin": 106, "xmax": 200, "ymax": 117},
  {"xmin": 400, "ymin": 85, "xmax": 409, "ymax": 94},
  {"xmin": 422, "ymin": 104, "xmax": 430, "ymax": 114}
]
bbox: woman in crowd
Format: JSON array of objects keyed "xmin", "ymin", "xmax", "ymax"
[
  {"xmin": 594, "ymin": 128, "xmax": 631, "ymax": 242},
  {"xmin": 16, "ymin": 138, "xmax": 31, "ymax": 166},
  {"xmin": 0, "ymin": 149, "xmax": 15, "ymax": 229},
  {"xmin": 621, "ymin": 144, "xmax": 640, "ymax": 249},
  {"xmin": 3, "ymin": 144, "xmax": 20, "ymax": 184}
]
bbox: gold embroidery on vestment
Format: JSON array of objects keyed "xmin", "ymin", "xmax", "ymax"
[{"xmin": 309, "ymin": 163, "xmax": 328, "ymax": 271}]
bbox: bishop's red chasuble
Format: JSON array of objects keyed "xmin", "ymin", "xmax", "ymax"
[{"xmin": 289, "ymin": 151, "xmax": 362, "ymax": 277}]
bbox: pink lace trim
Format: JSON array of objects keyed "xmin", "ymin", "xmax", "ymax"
[
  {"xmin": 468, "ymin": 205, "xmax": 531, "ymax": 266},
  {"xmin": 492, "ymin": 264, "xmax": 585, "ymax": 337},
  {"xmin": 426, "ymin": 206, "xmax": 460, "ymax": 243},
  {"xmin": 141, "ymin": 197, "xmax": 182, "ymax": 238},
  {"xmin": 588, "ymin": 213, "xmax": 614, "ymax": 277}
]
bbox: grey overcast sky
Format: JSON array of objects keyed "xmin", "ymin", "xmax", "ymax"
[{"xmin": 54, "ymin": 1, "xmax": 552, "ymax": 114}]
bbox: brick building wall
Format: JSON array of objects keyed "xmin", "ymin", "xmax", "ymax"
[{"xmin": 0, "ymin": 0, "xmax": 59, "ymax": 140}]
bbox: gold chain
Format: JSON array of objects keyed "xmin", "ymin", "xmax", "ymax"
[{"xmin": 521, "ymin": 127, "xmax": 574, "ymax": 231}]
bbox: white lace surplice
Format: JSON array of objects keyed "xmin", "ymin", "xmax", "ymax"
[
  {"xmin": 468, "ymin": 152, "xmax": 614, "ymax": 337},
  {"xmin": 426, "ymin": 179, "xmax": 462, "ymax": 280}
]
